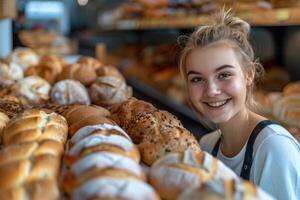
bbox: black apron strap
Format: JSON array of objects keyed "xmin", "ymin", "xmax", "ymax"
[
  {"xmin": 240, "ymin": 120, "xmax": 276, "ymax": 180},
  {"xmin": 211, "ymin": 120, "xmax": 277, "ymax": 180}
]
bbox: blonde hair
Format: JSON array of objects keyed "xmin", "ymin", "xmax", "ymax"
[{"xmin": 179, "ymin": 9, "xmax": 264, "ymax": 129}]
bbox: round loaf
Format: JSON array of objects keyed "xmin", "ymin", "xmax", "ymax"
[
  {"xmin": 51, "ymin": 79, "xmax": 91, "ymax": 105},
  {"xmin": 63, "ymin": 105, "xmax": 110, "ymax": 126},
  {"xmin": 25, "ymin": 54, "xmax": 67, "ymax": 84},
  {"xmin": 178, "ymin": 179, "xmax": 274, "ymax": 200},
  {"xmin": 139, "ymin": 125, "xmax": 201, "ymax": 165},
  {"xmin": 0, "ymin": 154, "xmax": 60, "ymax": 191},
  {"xmin": 71, "ymin": 177, "xmax": 160, "ymax": 200},
  {"xmin": 127, "ymin": 110, "xmax": 183, "ymax": 144},
  {"xmin": 0, "ymin": 140, "xmax": 64, "ymax": 166},
  {"xmin": 13, "ymin": 76, "xmax": 51, "ymax": 106},
  {"xmin": 0, "ymin": 61, "xmax": 23, "ymax": 86},
  {"xmin": 149, "ymin": 150, "xmax": 238, "ymax": 200},
  {"xmin": 96, "ymin": 65, "xmax": 125, "ymax": 80},
  {"xmin": 69, "ymin": 124, "xmax": 131, "ymax": 148},
  {"xmin": 58, "ymin": 56, "xmax": 102, "ymax": 86},
  {"xmin": 89, "ymin": 76, "xmax": 132, "ymax": 107},
  {"xmin": 0, "ymin": 99, "xmax": 24, "ymax": 118},
  {"xmin": 64, "ymin": 134, "xmax": 140, "ymax": 166},
  {"xmin": 7, "ymin": 47, "xmax": 39, "ymax": 71},
  {"xmin": 3, "ymin": 109, "xmax": 68, "ymax": 145},
  {"xmin": 0, "ymin": 179, "xmax": 60, "ymax": 200},
  {"xmin": 110, "ymin": 97, "xmax": 156, "ymax": 129},
  {"xmin": 63, "ymin": 152, "xmax": 145, "ymax": 193}
]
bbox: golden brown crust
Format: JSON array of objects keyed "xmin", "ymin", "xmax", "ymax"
[
  {"xmin": 96, "ymin": 65, "xmax": 125, "ymax": 80},
  {"xmin": 0, "ymin": 99, "xmax": 24, "ymax": 118},
  {"xmin": 127, "ymin": 110, "xmax": 183, "ymax": 144},
  {"xmin": 0, "ymin": 111, "xmax": 9, "ymax": 144},
  {"xmin": 283, "ymin": 81, "xmax": 300, "ymax": 96},
  {"xmin": 139, "ymin": 126, "xmax": 201, "ymax": 165},
  {"xmin": 109, "ymin": 97, "xmax": 156, "ymax": 129},
  {"xmin": 0, "ymin": 140, "xmax": 64, "ymax": 166}
]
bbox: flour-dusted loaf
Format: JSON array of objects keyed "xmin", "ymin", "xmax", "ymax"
[
  {"xmin": 7, "ymin": 47, "xmax": 39, "ymax": 71},
  {"xmin": 0, "ymin": 61, "xmax": 23, "ymax": 86}
]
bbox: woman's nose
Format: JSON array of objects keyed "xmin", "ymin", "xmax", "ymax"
[{"xmin": 205, "ymin": 81, "xmax": 221, "ymax": 97}]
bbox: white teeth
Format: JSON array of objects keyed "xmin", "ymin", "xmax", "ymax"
[{"xmin": 207, "ymin": 100, "xmax": 227, "ymax": 107}]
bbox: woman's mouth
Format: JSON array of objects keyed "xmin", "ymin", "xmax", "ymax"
[{"xmin": 204, "ymin": 98, "xmax": 232, "ymax": 108}]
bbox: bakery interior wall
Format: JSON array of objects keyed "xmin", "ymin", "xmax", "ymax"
[{"xmin": 12, "ymin": 0, "xmax": 300, "ymax": 137}]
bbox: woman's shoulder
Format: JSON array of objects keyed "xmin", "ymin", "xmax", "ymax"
[
  {"xmin": 254, "ymin": 123, "xmax": 300, "ymax": 158},
  {"xmin": 199, "ymin": 130, "xmax": 221, "ymax": 153}
]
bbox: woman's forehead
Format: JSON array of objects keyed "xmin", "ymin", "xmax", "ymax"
[{"xmin": 186, "ymin": 45, "xmax": 241, "ymax": 72}]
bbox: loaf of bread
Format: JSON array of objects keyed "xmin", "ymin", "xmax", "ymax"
[
  {"xmin": 0, "ymin": 140, "xmax": 64, "ymax": 166},
  {"xmin": 127, "ymin": 110, "xmax": 183, "ymax": 144},
  {"xmin": 0, "ymin": 99, "xmax": 24, "ymax": 118},
  {"xmin": 69, "ymin": 124, "xmax": 131, "ymax": 148},
  {"xmin": 62, "ymin": 105, "xmax": 110, "ymax": 127},
  {"xmin": 25, "ymin": 54, "xmax": 67, "ymax": 84},
  {"xmin": 64, "ymin": 134, "xmax": 140, "ymax": 166},
  {"xmin": 0, "ymin": 179, "xmax": 60, "ymax": 200},
  {"xmin": 71, "ymin": 177, "xmax": 160, "ymax": 200},
  {"xmin": 0, "ymin": 61, "xmax": 23, "ymax": 86},
  {"xmin": 139, "ymin": 125, "xmax": 201, "ymax": 165},
  {"xmin": 0, "ymin": 154, "xmax": 60, "ymax": 191},
  {"xmin": 283, "ymin": 81, "xmax": 300, "ymax": 96},
  {"xmin": 110, "ymin": 97, "xmax": 156, "ymax": 130},
  {"xmin": 89, "ymin": 76, "xmax": 132, "ymax": 107},
  {"xmin": 96, "ymin": 65, "xmax": 125, "ymax": 80},
  {"xmin": 3, "ymin": 109, "xmax": 68, "ymax": 145},
  {"xmin": 51, "ymin": 79, "xmax": 91, "ymax": 106},
  {"xmin": 178, "ymin": 178, "xmax": 274, "ymax": 200},
  {"xmin": 68, "ymin": 115, "xmax": 116, "ymax": 137},
  {"xmin": 0, "ymin": 111, "xmax": 9, "ymax": 144},
  {"xmin": 63, "ymin": 152, "xmax": 146, "ymax": 193},
  {"xmin": 149, "ymin": 150, "xmax": 238, "ymax": 200},
  {"xmin": 7, "ymin": 48, "xmax": 39, "ymax": 71},
  {"xmin": 58, "ymin": 56, "xmax": 102, "ymax": 86},
  {"xmin": 13, "ymin": 76, "xmax": 51, "ymax": 106}
]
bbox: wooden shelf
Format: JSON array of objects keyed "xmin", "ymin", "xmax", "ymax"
[{"xmin": 99, "ymin": 7, "xmax": 300, "ymax": 30}]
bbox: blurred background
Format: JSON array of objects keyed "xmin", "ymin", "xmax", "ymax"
[{"xmin": 2, "ymin": 0, "xmax": 300, "ymax": 137}]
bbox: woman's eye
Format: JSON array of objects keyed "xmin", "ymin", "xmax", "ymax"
[
  {"xmin": 190, "ymin": 77, "xmax": 203, "ymax": 83},
  {"xmin": 218, "ymin": 73, "xmax": 231, "ymax": 80}
]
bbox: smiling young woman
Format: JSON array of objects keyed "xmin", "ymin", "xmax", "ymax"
[{"xmin": 179, "ymin": 9, "xmax": 300, "ymax": 200}]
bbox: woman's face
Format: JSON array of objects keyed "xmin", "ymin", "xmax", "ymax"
[{"xmin": 186, "ymin": 44, "xmax": 250, "ymax": 124}]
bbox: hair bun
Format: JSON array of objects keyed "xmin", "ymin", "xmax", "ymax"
[{"xmin": 216, "ymin": 9, "xmax": 250, "ymax": 36}]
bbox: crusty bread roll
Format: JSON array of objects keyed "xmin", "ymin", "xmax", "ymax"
[
  {"xmin": 63, "ymin": 152, "xmax": 146, "ymax": 193},
  {"xmin": 110, "ymin": 97, "xmax": 156, "ymax": 129},
  {"xmin": 0, "ymin": 154, "xmax": 60, "ymax": 191},
  {"xmin": 0, "ymin": 179, "xmax": 60, "ymax": 200},
  {"xmin": 3, "ymin": 109, "xmax": 68, "ymax": 145},
  {"xmin": 96, "ymin": 65, "xmax": 125, "ymax": 80},
  {"xmin": 51, "ymin": 79, "xmax": 91, "ymax": 106},
  {"xmin": 69, "ymin": 124, "xmax": 131, "ymax": 148},
  {"xmin": 177, "ymin": 178, "xmax": 274, "ymax": 200},
  {"xmin": 127, "ymin": 110, "xmax": 183, "ymax": 144},
  {"xmin": 283, "ymin": 81, "xmax": 300, "ymax": 96},
  {"xmin": 89, "ymin": 76, "xmax": 132, "ymax": 107},
  {"xmin": 139, "ymin": 125, "xmax": 201, "ymax": 165},
  {"xmin": 25, "ymin": 54, "xmax": 67, "ymax": 84},
  {"xmin": 0, "ymin": 99, "xmax": 24, "ymax": 118},
  {"xmin": 7, "ymin": 48, "xmax": 39, "ymax": 71},
  {"xmin": 62, "ymin": 104, "xmax": 110, "ymax": 126},
  {"xmin": 0, "ymin": 111, "xmax": 9, "ymax": 144},
  {"xmin": 68, "ymin": 115, "xmax": 116, "ymax": 137},
  {"xmin": 58, "ymin": 56, "xmax": 102, "ymax": 86},
  {"xmin": 149, "ymin": 150, "xmax": 238, "ymax": 200},
  {"xmin": 0, "ymin": 140, "xmax": 64, "ymax": 166},
  {"xmin": 71, "ymin": 177, "xmax": 160, "ymax": 200},
  {"xmin": 64, "ymin": 134, "xmax": 140, "ymax": 166},
  {"xmin": 13, "ymin": 76, "xmax": 51, "ymax": 106},
  {"xmin": 0, "ymin": 61, "xmax": 23, "ymax": 86}
]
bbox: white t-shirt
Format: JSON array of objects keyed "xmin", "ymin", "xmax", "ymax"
[{"xmin": 200, "ymin": 123, "xmax": 300, "ymax": 200}]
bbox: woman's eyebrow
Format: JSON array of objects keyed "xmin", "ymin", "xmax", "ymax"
[
  {"xmin": 187, "ymin": 70, "xmax": 201, "ymax": 76},
  {"xmin": 215, "ymin": 65, "xmax": 234, "ymax": 72}
]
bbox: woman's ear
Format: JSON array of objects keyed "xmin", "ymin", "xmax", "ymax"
[{"xmin": 246, "ymin": 64, "xmax": 255, "ymax": 86}]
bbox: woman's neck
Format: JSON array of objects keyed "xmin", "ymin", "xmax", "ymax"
[{"xmin": 217, "ymin": 109, "xmax": 265, "ymax": 157}]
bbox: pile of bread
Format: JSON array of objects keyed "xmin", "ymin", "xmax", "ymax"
[
  {"xmin": 254, "ymin": 81, "xmax": 300, "ymax": 142},
  {"xmin": 0, "ymin": 47, "xmax": 275, "ymax": 199},
  {"xmin": 0, "ymin": 47, "xmax": 132, "ymax": 108}
]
